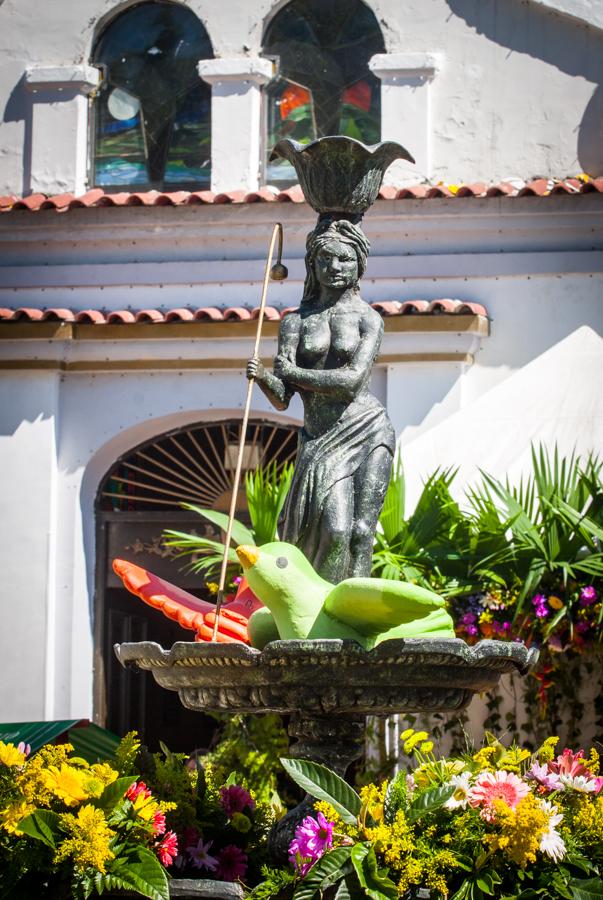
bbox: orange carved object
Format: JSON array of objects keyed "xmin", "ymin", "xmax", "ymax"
[{"xmin": 112, "ymin": 558, "xmax": 263, "ymax": 644}]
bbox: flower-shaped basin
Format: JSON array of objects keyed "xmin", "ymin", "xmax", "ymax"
[
  {"xmin": 270, "ymin": 136, "xmax": 414, "ymax": 215},
  {"xmin": 115, "ymin": 638, "xmax": 538, "ymax": 717}
]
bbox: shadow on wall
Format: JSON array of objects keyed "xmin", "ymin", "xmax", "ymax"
[
  {"xmin": 445, "ymin": 0, "xmax": 603, "ymax": 175},
  {"xmin": 3, "ymin": 75, "xmax": 32, "ymax": 196}
]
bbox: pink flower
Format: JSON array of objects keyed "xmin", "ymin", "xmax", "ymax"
[
  {"xmin": 17, "ymin": 742, "xmax": 31, "ymax": 758},
  {"xmin": 526, "ymin": 761, "xmax": 563, "ymax": 793},
  {"xmin": 466, "ymin": 625, "xmax": 478, "ymax": 636},
  {"xmin": 580, "ymin": 586, "xmax": 597, "ymax": 606},
  {"xmin": 152, "ymin": 810, "xmax": 166, "ymax": 836},
  {"xmin": 549, "ymin": 749, "xmax": 590, "ymax": 779},
  {"xmin": 125, "ymin": 781, "xmax": 152, "ymax": 802},
  {"xmin": 532, "ymin": 594, "xmax": 549, "ymax": 618},
  {"xmin": 216, "ymin": 845, "xmax": 247, "ymax": 881},
  {"xmin": 157, "ymin": 831, "xmax": 178, "ymax": 867},
  {"xmin": 288, "ymin": 812, "xmax": 334, "ymax": 875},
  {"xmin": 187, "ymin": 837, "xmax": 218, "ymax": 872},
  {"xmin": 468, "ymin": 770, "xmax": 530, "ymax": 821},
  {"xmin": 219, "ymin": 784, "xmax": 255, "ymax": 816}
]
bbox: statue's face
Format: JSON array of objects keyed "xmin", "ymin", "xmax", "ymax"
[{"xmin": 314, "ymin": 239, "xmax": 358, "ymax": 290}]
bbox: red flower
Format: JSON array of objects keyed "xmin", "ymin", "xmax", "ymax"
[
  {"xmin": 125, "ymin": 781, "xmax": 152, "ymax": 802},
  {"xmin": 157, "ymin": 831, "xmax": 178, "ymax": 867},
  {"xmin": 216, "ymin": 845, "xmax": 247, "ymax": 881},
  {"xmin": 152, "ymin": 810, "xmax": 166, "ymax": 836}
]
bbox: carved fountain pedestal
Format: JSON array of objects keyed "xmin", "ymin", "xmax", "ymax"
[{"xmin": 115, "ymin": 637, "xmax": 538, "ymax": 858}]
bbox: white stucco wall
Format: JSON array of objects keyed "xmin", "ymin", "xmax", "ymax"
[{"xmin": 0, "ymin": 0, "xmax": 602, "ymax": 195}]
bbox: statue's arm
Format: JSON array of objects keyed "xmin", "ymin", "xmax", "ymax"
[
  {"xmin": 246, "ymin": 314, "xmax": 299, "ymax": 411},
  {"xmin": 278, "ymin": 311, "xmax": 383, "ymax": 402}
]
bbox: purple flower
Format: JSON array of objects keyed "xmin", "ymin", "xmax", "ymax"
[
  {"xmin": 187, "ymin": 838, "xmax": 218, "ymax": 872},
  {"xmin": 526, "ymin": 761, "xmax": 563, "ymax": 793},
  {"xmin": 580, "ymin": 586, "xmax": 597, "ymax": 606},
  {"xmin": 462, "ymin": 612, "xmax": 477, "ymax": 625},
  {"xmin": 219, "ymin": 785, "xmax": 255, "ymax": 817},
  {"xmin": 532, "ymin": 594, "xmax": 549, "ymax": 618},
  {"xmin": 466, "ymin": 625, "xmax": 478, "ymax": 636},
  {"xmin": 288, "ymin": 812, "xmax": 334, "ymax": 876}
]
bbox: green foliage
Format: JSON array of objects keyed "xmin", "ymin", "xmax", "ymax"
[
  {"xmin": 250, "ymin": 864, "xmax": 297, "ymax": 900},
  {"xmin": 280, "ymin": 758, "xmax": 361, "ymax": 825},
  {"xmin": 246, "ymin": 462, "xmax": 294, "ymax": 545},
  {"xmin": 373, "ymin": 446, "xmax": 603, "ymax": 640},
  {"xmin": 162, "ymin": 462, "xmax": 293, "ymax": 582},
  {"xmin": 205, "ymin": 714, "xmax": 289, "ymax": 808}
]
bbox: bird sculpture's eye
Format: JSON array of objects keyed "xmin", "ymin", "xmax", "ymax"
[{"xmin": 276, "ymin": 556, "xmax": 289, "ymax": 569}]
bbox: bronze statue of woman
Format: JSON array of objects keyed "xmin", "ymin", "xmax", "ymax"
[{"xmin": 247, "ymin": 137, "xmax": 413, "ymax": 584}]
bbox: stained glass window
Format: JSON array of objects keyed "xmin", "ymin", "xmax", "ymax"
[
  {"xmin": 262, "ymin": 0, "xmax": 384, "ymax": 183},
  {"xmin": 92, "ymin": 1, "xmax": 212, "ymax": 190}
]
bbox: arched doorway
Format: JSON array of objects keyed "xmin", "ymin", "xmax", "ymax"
[{"xmin": 95, "ymin": 417, "xmax": 298, "ymax": 751}]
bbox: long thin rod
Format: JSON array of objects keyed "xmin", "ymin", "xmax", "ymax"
[{"xmin": 212, "ymin": 223, "xmax": 283, "ymax": 640}]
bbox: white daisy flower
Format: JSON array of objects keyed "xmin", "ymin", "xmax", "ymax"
[
  {"xmin": 443, "ymin": 772, "xmax": 473, "ymax": 810},
  {"xmin": 538, "ymin": 800, "xmax": 566, "ymax": 862},
  {"xmin": 560, "ymin": 774, "xmax": 599, "ymax": 793}
]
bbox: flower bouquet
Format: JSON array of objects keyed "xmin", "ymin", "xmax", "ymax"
[
  {"xmin": 253, "ymin": 731, "xmax": 603, "ymax": 900},
  {"xmin": 119, "ymin": 733, "xmax": 275, "ymax": 885},
  {"xmin": 0, "ymin": 737, "xmax": 176, "ymax": 899}
]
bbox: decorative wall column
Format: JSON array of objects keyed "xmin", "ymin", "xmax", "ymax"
[
  {"xmin": 24, "ymin": 65, "xmax": 100, "ymax": 196},
  {"xmin": 198, "ymin": 57, "xmax": 274, "ymax": 194},
  {"xmin": 369, "ymin": 53, "xmax": 442, "ymax": 185}
]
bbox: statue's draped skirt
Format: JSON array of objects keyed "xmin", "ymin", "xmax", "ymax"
[{"xmin": 282, "ymin": 393, "xmax": 395, "ymax": 563}]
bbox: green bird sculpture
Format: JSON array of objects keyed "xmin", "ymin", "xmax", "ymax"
[{"xmin": 236, "ymin": 542, "xmax": 455, "ymax": 650}]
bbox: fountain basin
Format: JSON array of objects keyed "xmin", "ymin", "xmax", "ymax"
[{"xmin": 114, "ymin": 638, "xmax": 537, "ymax": 717}]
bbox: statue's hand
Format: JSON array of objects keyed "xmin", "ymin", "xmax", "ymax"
[
  {"xmin": 246, "ymin": 356, "xmax": 265, "ymax": 381},
  {"xmin": 274, "ymin": 355, "xmax": 295, "ymax": 380}
]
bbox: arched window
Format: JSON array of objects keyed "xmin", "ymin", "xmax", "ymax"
[
  {"xmin": 91, "ymin": 1, "xmax": 213, "ymax": 190},
  {"xmin": 262, "ymin": 0, "xmax": 385, "ymax": 183},
  {"xmin": 96, "ymin": 417, "xmax": 298, "ymax": 748}
]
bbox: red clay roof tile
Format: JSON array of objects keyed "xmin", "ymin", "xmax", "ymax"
[
  {"xmin": 0, "ymin": 301, "xmax": 489, "ymax": 326},
  {"xmin": 1, "ymin": 177, "xmax": 600, "ymax": 212}
]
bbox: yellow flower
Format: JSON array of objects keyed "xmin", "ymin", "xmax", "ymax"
[
  {"xmin": 548, "ymin": 595, "xmax": 563, "ymax": 610},
  {"xmin": 404, "ymin": 731, "xmax": 429, "ymax": 754},
  {"xmin": 206, "ymin": 582, "xmax": 219, "ymax": 595},
  {"xmin": 536, "ymin": 736, "xmax": 559, "ymax": 764},
  {"xmin": 572, "ymin": 796, "xmax": 603, "ymax": 846},
  {"xmin": 43, "ymin": 764, "xmax": 91, "ymax": 806},
  {"xmin": 359, "ymin": 781, "xmax": 388, "ymax": 823},
  {"xmin": 420, "ymin": 741, "xmax": 434, "ymax": 754},
  {"xmin": 498, "ymin": 745, "xmax": 531, "ymax": 773},
  {"xmin": 0, "ymin": 800, "xmax": 34, "ymax": 834},
  {"xmin": 479, "ymin": 610, "xmax": 493, "ymax": 624},
  {"xmin": 55, "ymin": 805, "xmax": 115, "ymax": 874},
  {"xmin": 485, "ymin": 796, "xmax": 548, "ymax": 868},
  {"xmin": 473, "ymin": 747, "xmax": 497, "ymax": 771},
  {"xmin": 0, "ymin": 742, "xmax": 26, "ymax": 768},
  {"xmin": 583, "ymin": 748, "xmax": 600, "ymax": 776},
  {"xmin": 400, "ymin": 728, "xmax": 414, "ymax": 741},
  {"xmin": 90, "ymin": 763, "xmax": 118, "ymax": 787}
]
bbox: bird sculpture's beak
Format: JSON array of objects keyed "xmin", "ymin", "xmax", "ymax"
[{"xmin": 236, "ymin": 545, "xmax": 260, "ymax": 570}]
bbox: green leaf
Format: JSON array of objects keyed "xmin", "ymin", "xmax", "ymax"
[
  {"xmin": 18, "ymin": 809, "xmax": 60, "ymax": 848},
  {"xmin": 569, "ymin": 878, "xmax": 603, "ymax": 900},
  {"xmin": 180, "ymin": 504, "xmax": 255, "ymax": 546},
  {"xmin": 280, "ymin": 758, "xmax": 361, "ymax": 825},
  {"xmin": 109, "ymin": 847, "xmax": 169, "ymax": 900},
  {"xmin": 95, "ymin": 775, "xmax": 137, "ymax": 811},
  {"xmin": 293, "ymin": 847, "xmax": 352, "ymax": 900},
  {"xmin": 350, "ymin": 843, "xmax": 397, "ymax": 900},
  {"xmin": 406, "ymin": 784, "xmax": 455, "ymax": 823}
]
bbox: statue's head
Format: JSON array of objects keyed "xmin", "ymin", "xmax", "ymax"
[{"xmin": 303, "ymin": 219, "xmax": 370, "ymax": 303}]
